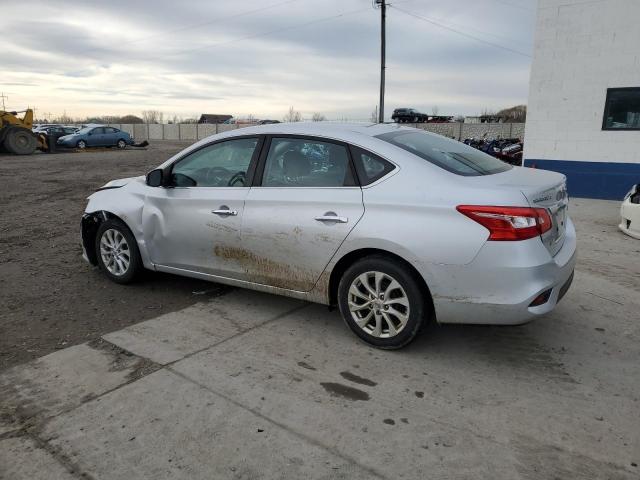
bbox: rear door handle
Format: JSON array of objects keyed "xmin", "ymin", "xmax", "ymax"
[
  {"xmin": 315, "ymin": 213, "xmax": 348, "ymax": 223},
  {"xmin": 212, "ymin": 207, "xmax": 238, "ymax": 216}
]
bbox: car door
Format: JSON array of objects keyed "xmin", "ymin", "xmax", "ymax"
[
  {"xmin": 103, "ymin": 127, "xmax": 118, "ymax": 146},
  {"xmin": 87, "ymin": 127, "xmax": 104, "ymax": 146},
  {"xmin": 239, "ymin": 135, "xmax": 365, "ymax": 291},
  {"xmin": 142, "ymin": 136, "xmax": 262, "ymax": 277}
]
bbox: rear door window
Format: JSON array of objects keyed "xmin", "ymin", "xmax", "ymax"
[{"xmin": 261, "ymin": 137, "xmax": 355, "ymax": 187}]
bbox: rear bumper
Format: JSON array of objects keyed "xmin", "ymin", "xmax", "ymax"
[{"xmin": 428, "ymin": 218, "xmax": 577, "ymax": 325}]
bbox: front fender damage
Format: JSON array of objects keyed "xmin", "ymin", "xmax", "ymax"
[{"xmin": 81, "ymin": 211, "xmax": 109, "ymax": 265}]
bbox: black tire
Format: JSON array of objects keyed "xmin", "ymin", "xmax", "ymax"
[
  {"xmin": 116, "ymin": 139, "xmax": 126, "ymax": 149},
  {"xmin": 337, "ymin": 255, "xmax": 428, "ymax": 349},
  {"xmin": 5, "ymin": 128, "xmax": 37, "ymax": 155},
  {"xmin": 94, "ymin": 218, "xmax": 142, "ymax": 284},
  {"xmin": 77, "ymin": 140, "xmax": 87, "ymax": 149}
]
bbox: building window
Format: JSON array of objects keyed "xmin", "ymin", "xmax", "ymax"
[{"xmin": 602, "ymin": 88, "xmax": 640, "ymax": 130}]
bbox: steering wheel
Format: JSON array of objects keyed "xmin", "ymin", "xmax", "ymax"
[
  {"xmin": 228, "ymin": 171, "xmax": 246, "ymax": 187},
  {"xmin": 202, "ymin": 166, "xmax": 231, "ymax": 186}
]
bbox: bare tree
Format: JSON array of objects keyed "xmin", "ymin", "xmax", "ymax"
[
  {"xmin": 432, "ymin": 105, "xmax": 439, "ymax": 116},
  {"xmin": 119, "ymin": 115, "xmax": 144, "ymax": 124},
  {"xmin": 246, "ymin": 113, "xmax": 256, "ymax": 122},
  {"xmin": 370, "ymin": 106, "xmax": 378, "ymax": 123},
  {"xmin": 283, "ymin": 106, "xmax": 302, "ymax": 123},
  {"xmin": 311, "ymin": 113, "xmax": 326, "ymax": 122},
  {"xmin": 142, "ymin": 110, "xmax": 164, "ymax": 124}
]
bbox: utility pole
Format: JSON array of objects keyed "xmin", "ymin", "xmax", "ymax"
[
  {"xmin": 0, "ymin": 92, "xmax": 8, "ymax": 111},
  {"xmin": 375, "ymin": 0, "xmax": 386, "ymax": 123}
]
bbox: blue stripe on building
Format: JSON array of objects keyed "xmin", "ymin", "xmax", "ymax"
[{"xmin": 523, "ymin": 159, "xmax": 640, "ymax": 200}]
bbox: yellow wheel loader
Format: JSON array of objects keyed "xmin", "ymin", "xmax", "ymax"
[{"xmin": 0, "ymin": 109, "xmax": 47, "ymax": 155}]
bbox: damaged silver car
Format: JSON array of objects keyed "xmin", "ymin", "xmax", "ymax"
[{"xmin": 81, "ymin": 123, "xmax": 576, "ymax": 349}]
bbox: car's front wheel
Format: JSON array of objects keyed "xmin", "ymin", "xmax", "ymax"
[
  {"xmin": 95, "ymin": 218, "xmax": 142, "ymax": 284},
  {"xmin": 338, "ymin": 256, "xmax": 427, "ymax": 349},
  {"xmin": 76, "ymin": 140, "xmax": 87, "ymax": 149},
  {"xmin": 116, "ymin": 139, "xmax": 126, "ymax": 149}
]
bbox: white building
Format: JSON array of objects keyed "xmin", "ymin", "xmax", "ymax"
[{"xmin": 524, "ymin": 0, "xmax": 640, "ymax": 199}]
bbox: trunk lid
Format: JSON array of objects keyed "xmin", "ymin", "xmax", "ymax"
[{"xmin": 469, "ymin": 167, "xmax": 569, "ymax": 256}]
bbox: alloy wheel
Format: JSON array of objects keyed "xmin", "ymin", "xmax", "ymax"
[
  {"xmin": 348, "ymin": 271, "xmax": 410, "ymax": 338},
  {"xmin": 99, "ymin": 229, "xmax": 130, "ymax": 276}
]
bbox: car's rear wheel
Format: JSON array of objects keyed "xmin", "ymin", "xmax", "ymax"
[
  {"xmin": 95, "ymin": 218, "xmax": 142, "ymax": 284},
  {"xmin": 77, "ymin": 140, "xmax": 87, "ymax": 149},
  {"xmin": 338, "ymin": 256, "xmax": 427, "ymax": 349},
  {"xmin": 116, "ymin": 139, "xmax": 126, "ymax": 149}
]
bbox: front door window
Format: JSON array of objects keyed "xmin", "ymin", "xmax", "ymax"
[{"xmin": 171, "ymin": 138, "xmax": 258, "ymax": 187}]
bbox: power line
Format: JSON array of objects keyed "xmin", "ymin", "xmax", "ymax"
[
  {"xmin": 391, "ymin": 5, "xmax": 532, "ymax": 58},
  {"xmin": 403, "ymin": 9, "xmax": 532, "ymax": 48}
]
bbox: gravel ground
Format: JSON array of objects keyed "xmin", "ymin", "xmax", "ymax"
[{"xmin": 0, "ymin": 142, "xmax": 231, "ymax": 370}]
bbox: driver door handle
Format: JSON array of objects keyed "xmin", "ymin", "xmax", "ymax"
[
  {"xmin": 212, "ymin": 208, "xmax": 237, "ymax": 216},
  {"xmin": 315, "ymin": 215, "xmax": 348, "ymax": 223}
]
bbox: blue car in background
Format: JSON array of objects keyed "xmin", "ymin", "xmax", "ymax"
[{"xmin": 57, "ymin": 126, "xmax": 134, "ymax": 149}]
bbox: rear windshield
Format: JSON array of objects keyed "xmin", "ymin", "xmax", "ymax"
[{"xmin": 376, "ymin": 130, "xmax": 512, "ymax": 176}]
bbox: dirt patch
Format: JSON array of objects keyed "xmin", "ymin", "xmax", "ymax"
[
  {"xmin": 339, "ymin": 371, "xmax": 378, "ymax": 387},
  {"xmin": 320, "ymin": 382, "xmax": 370, "ymax": 401},
  {"xmin": 213, "ymin": 245, "xmax": 315, "ymax": 291},
  {"xmin": 87, "ymin": 338, "xmax": 161, "ymax": 382},
  {"xmin": 0, "ymin": 142, "xmax": 231, "ymax": 371}
]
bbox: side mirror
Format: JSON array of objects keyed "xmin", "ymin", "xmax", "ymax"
[{"xmin": 146, "ymin": 169, "xmax": 164, "ymax": 187}]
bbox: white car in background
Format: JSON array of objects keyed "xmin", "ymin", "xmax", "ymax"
[
  {"xmin": 620, "ymin": 184, "xmax": 640, "ymax": 239},
  {"xmin": 80, "ymin": 123, "xmax": 576, "ymax": 349}
]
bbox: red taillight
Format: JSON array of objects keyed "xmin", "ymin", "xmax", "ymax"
[{"xmin": 456, "ymin": 205, "xmax": 552, "ymax": 241}]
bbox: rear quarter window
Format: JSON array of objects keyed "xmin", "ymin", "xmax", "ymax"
[
  {"xmin": 376, "ymin": 130, "xmax": 511, "ymax": 176},
  {"xmin": 350, "ymin": 146, "xmax": 395, "ymax": 185}
]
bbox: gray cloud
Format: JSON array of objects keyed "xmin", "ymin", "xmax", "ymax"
[{"xmin": 0, "ymin": 0, "xmax": 535, "ymax": 119}]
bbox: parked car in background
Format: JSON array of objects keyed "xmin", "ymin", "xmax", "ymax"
[
  {"xmin": 57, "ymin": 126, "xmax": 133, "ymax": 149},
  {"xmin": 257, "ymin": 119, "xmax": 281, "ymax": 125},
  {"xmin": 39, "ymin": 125, "xmax": 78, "ymax": 138},
  {"xmin": 392, "ymin": 108, "xmax": 429, "ymax": 123},
  {"xmin": 80, "ymin": 123, "xmax": 575, "ymax": 349},
  {"xmin": 33, "ymin": 124, "xmax": 61, "ymax": 133},
  {"xmin": 620, "ymin": 184, "xmax": 640, "ymax": 239}
]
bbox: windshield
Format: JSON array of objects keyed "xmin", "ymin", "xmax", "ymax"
[
  {"xmin": 376, "ymin": 130, "xmax": 512, "ymax": 176},
  {"xmin": 76, "ymin": 127, "xmax": 94, "ymax": 135}
]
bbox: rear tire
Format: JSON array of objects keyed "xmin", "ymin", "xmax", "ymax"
[
  {"xmin": 116, "ymin": 139, "xmax": 126, "ymax": 149},
  {"xmin": 338, "ymin": 255, "xmax": 427, "ymax": 349},
  {"xmin": 5, "ymin": 128, "xmax": 37, "ymax": 155},
  {"xmin": 95, "ymin": 218, "xmax": 142, "ymax": 284}
]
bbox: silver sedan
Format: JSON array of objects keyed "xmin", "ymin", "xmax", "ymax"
[{"xmin": 81, "ymin": 123, "xmax": 576, "ymax": 349}]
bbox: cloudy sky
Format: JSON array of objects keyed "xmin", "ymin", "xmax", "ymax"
[{"xmin": 0, "ymin": 0, "xmax": 535, "ymax": 121}]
